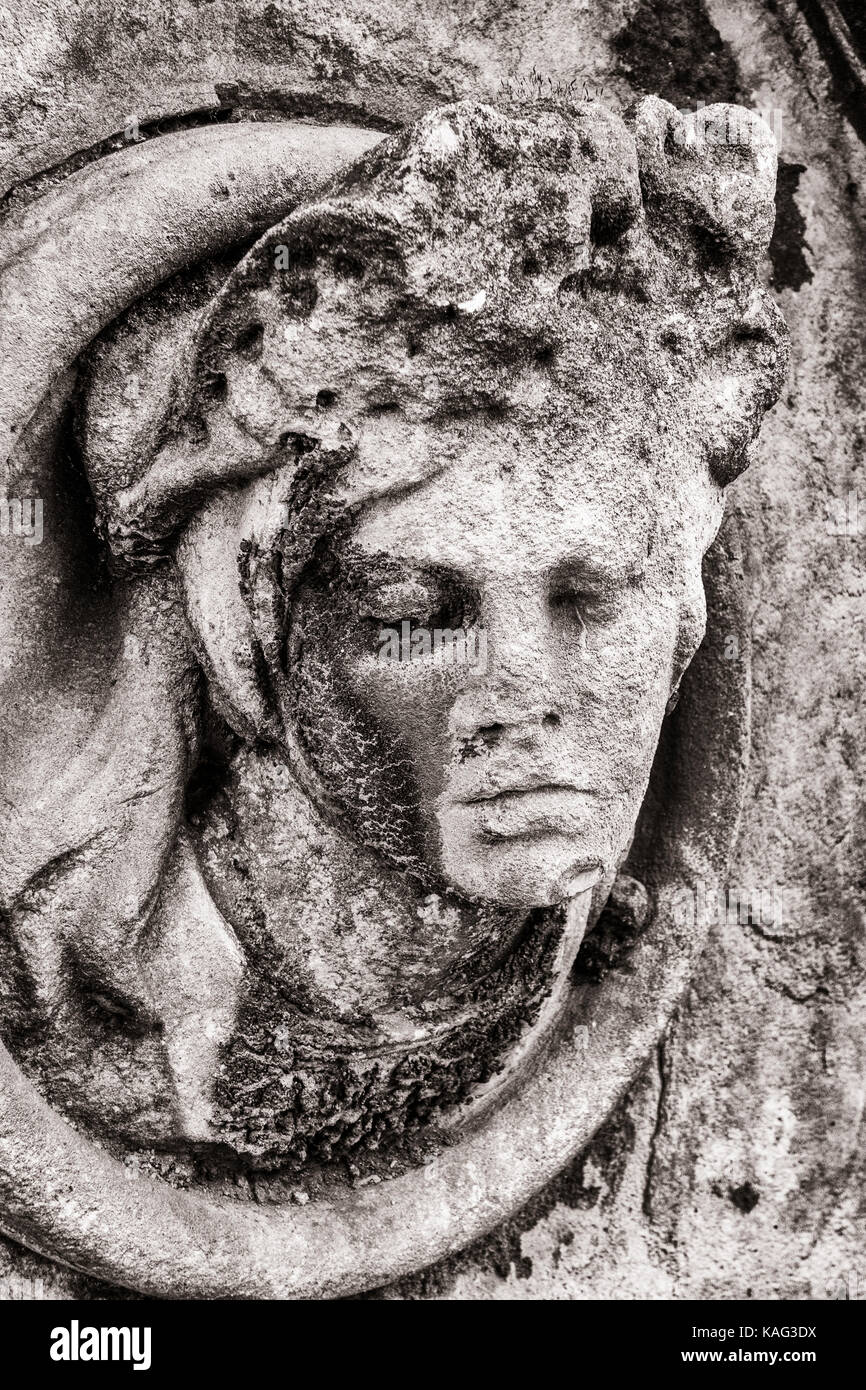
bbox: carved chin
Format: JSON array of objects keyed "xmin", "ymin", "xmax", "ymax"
[{"xmin": 436, "ymin": 807, "xmax": 608, "ymax": 908}]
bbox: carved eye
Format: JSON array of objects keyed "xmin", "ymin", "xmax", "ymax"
[
  {"xmin": 358, "ymin": 580, "xmax": 440, "ymax": 627},
  {"xmin": 549, "ymin": 581, "xmax": 618, "ymax": 627},
  {"xmin": 356, "ymin": 572, "xmax": 475, "ymax": 645},
  {"xmin": 550, "ymin": 585, "xmax": 589, "ymax": 625}
]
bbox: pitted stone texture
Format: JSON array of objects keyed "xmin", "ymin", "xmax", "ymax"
[
  {"xmin": 2, "ymin": 87, "xmax": 786, "ymax": 1187},
  {"xmin": 0, "ymin": 0, "xmax": 631, "ymax": 200},
  {"xmin": 0, "ymin": 0, "xmax": 862, "ymax": 1304},
  {"xmin": 91, "ymin": 97, "xmax": 786, "ymax": 562}
]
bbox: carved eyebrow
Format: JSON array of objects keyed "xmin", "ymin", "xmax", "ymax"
[{"xmin": 347, "ymin": 459, "xmax": 449, "ymax": 515}]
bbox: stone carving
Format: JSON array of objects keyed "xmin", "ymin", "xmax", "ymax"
[{"xmin": 0, "ymin": 94, "xmax": 786, "ymax": 1295}]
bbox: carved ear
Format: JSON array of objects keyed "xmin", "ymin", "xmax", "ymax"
[{"xmin": 690, "ymin": 294, "xmax": 789, "ymax": 485}]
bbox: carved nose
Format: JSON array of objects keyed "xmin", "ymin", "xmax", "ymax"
[
  {"xmin": 473, "ymin": 720, "xmax": 507, "ymax": 749},
  {"xmin": 450, "ymin": 686, "xmax": 562, "ymax": 755},
  {"xmin": 450, "ymin": 586, "xmax": 562, "ymax": 750}
]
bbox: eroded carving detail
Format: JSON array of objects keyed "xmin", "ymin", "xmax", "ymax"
[{"xmin": 0, "ymin": 95, "xmax": 786, "ymax": 1282}]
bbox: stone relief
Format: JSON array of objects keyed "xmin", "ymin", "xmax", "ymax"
[{"xmin": 0, "ymin": 90, "xmax": 788, "ymax": 1296}]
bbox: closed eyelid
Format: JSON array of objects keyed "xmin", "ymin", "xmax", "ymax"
[
  {"xmin": 345, "ymin": 549, "xmax": 475, "ymax": 611},
  {"xmin": 549, "ymin": 555, "xmax": 647, "ymax": 592},
  {"xmin": 359, "ymin": 579, "xmax": 438, "ymax": 616}
]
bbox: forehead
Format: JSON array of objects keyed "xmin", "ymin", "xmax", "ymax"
[{"xmin": 347, "ymin": 419, "xmax": 680, "ymax": 577}]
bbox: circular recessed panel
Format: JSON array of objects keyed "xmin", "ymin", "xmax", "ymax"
[{"xmin": 0, "ymin": 122, "xmax": 751, "ymax": 1298}]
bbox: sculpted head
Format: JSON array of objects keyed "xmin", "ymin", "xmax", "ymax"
[
  {"xmin": 90, "ymin": 96, "xmax": 783, "ymax": 915},
  {"xmin": 0, "ymin": 91, "xmax": 792, "ymax": 1276},
  {"xmin": 291, "ymin": 420, "xmax": 712, "ymax": 912},
  {"xmin": 1, "ymin": 94, "xmax": 789, "ymax": 1175}
]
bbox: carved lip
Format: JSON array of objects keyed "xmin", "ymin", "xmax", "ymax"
[{"xmin": 461, "ymin": 781, "xmax": 592, "ymax": 806}]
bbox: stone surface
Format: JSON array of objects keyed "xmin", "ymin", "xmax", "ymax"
[{"xmin": 0, "ymin": 0, "xmax": 863, "ymax": 1300}]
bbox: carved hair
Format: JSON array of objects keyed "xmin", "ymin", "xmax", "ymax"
[{"xmin": 84, "ymin": 97, "xmax": 787, "ymax": 569}]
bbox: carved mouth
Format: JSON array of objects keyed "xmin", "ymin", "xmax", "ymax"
[
  {"xmin": 462, "ymin": 781, "xmax": 590, "ymax": 806},
  {"xmin": 464, "ymin": 786, "xmax": 598, "ymax": 843}
]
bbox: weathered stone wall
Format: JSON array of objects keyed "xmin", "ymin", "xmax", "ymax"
[{"xmin": 1, "ymin": 0, "xmax": 863, "ymax": 1299}]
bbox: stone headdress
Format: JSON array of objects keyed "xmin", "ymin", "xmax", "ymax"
[{"xmin": 80, "ymin": 96, "xmax": 788, "ymax": 748}]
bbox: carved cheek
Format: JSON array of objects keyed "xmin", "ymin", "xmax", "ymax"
[
  {"xmin": 673, "ymin": 576, "xmax": 709, "ymax": 682},
  {"xmin": 346, "ymin": 647, "xmax": 471, "ymax": 806},
  {"xmin": 575, "ymin": 600, "xmax": 681, "ymax": 788}
]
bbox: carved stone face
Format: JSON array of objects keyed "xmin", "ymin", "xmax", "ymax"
[
  {"xmin": 10, "ymin": 97, "xmax": 783, "ymax": 1178},
  {"xmin": 127, "ymin": 94, "xmax": 783, "ymax": 947},
  {"xmin": 0, "ymin": 91, "xmax": 790, "ymax": 1294},
  {"xmin": 289, "ymin": 414, "xmax": 718, "ymax": 909}
]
